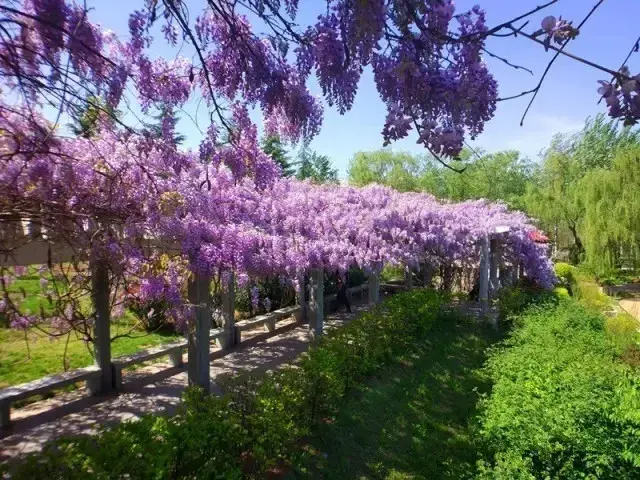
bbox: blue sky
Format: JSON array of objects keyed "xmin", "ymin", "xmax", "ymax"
[{"xmin": 87, "ymin": 0, "xmax": 640, "ymax": 177}]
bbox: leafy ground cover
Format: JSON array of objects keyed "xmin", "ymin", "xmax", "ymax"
[
  {"xmin": 293, "ymin": 313, "xmax": 502, "ymax": 479},
  {"xmin": 476, "ymin": 297, "xmax": 640, "ymax": 479}
]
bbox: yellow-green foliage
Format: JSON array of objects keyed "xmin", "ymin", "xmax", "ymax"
[
  {"xmin": 606, "ymin": 312, "xmax": 640, "ymax": 351},
  {"xmin": 380, "ymin": 264, "xmax": 404, "ymax": 282},
  {"xmin": 554, "ymin": 262, "xmax": 576, "ymax": 283}
]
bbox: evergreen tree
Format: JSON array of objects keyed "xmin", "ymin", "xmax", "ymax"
[
  {"xmin": 146, "ymin": 105, "xmax": 186, "ymax": 145},
  {"xmin": 261, "ymin": 135, "xmax": 295, "ymax": 177},
  {"xmin": 295, "ymin": 144, "xmax": 338, "ymax": 184},
  {"xmin": 69, "ymin": 96, "xmax": 118, "ymax": 138}
]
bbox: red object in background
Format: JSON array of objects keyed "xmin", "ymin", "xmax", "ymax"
[{"xmin": 529, "ymin": 231, "xmax": 549, "ymax": 243}]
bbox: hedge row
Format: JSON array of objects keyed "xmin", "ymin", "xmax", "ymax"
[
  {"xmin": 5, "ymin": 289, "xmax": 449, "ymax": 479},
  {"xmin": 476, "ymin": 297, "xmax": 640, "ymax": 479}
]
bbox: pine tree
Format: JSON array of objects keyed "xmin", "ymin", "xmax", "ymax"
[
  {"xmin": 295, "ymin": 144, "xmax": 338, "ymax": 184},
  {"xmin": 261, "ymin": 135, "xmax": 295, "ymax": 177},
  {"xmin": 146, "ymin": 105, "xmax": 186, "ymax": 145},
  {"xmin": 69, "ymin": 96, "xmax": 118, "ymax": 138}
]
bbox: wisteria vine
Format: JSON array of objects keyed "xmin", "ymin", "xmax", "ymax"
[{"xmin": 3, "ymin": 0, "xmax": 633, "ymax": 344}]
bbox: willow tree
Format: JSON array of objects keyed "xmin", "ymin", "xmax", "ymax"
[
  {"xmin": 348, "ymin": 150, "xmax": 423, "ymax": 192},
  {"xmin": 525, "ymin": 148, "xmax": 584, "ymax": 262},
  {"xmin": 580, "ymin": 147, "xmax": 640, "ymax": 274}
]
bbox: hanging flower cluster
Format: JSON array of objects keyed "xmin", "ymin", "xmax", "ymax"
[{"xmin": 0, "ymin": 1, "xmax": 565, "ymax": 336}]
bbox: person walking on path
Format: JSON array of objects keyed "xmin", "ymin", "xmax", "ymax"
[{"xmin": 335, "ymin": 272, "xmax": 352, "ymax": 313}]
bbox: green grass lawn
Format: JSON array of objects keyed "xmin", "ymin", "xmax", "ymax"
[
  {"xmin": 0, "ymin": 322, "xmax": 181, "ymax": 388},
  {"xmin": 1, "ymin": 269, "xmax": 182, "ymax": 388},
  {"xmin": 4, "ymin": 272, "xmax": 56, "ymax": 315},
  {"xmin": 294, "ymin": 315, "xmax": 502, "ymax": 480}
]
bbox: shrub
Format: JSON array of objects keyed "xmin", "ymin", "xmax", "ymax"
[
  {"xmin": 606, "ymin": 312, "xmax": 640, "ymax": 352},
  {"xmin": 554, "ymin": 262, "xmax": 577, "ymax": 294},
  {"xmin": 6, "ymin": 289, "xmax": 448, "ymax": 479},
  {"xmin": 476, "ymin": 298, "xmax": 640, "ymax": 479},
  {"xmin": 380, "ymin": 264, "xmax": 404, "ymax": 282},
  {"xmin": 496, "ymin": 284, "xmax": 557, "ymax": 321}
]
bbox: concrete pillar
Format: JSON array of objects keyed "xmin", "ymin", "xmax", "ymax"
[
  {"xmin": 479, "ymin": 236, "xmax": 490, "ymax": 314},
  {"xmin": 220, "ymin": 272, "xmax": 235, "ymax": 350},
  {"xmin": 489, "ymin": 238, "xmax": 501, "ymax": 297},
  {"xmin": 91, "ymin": 258, "xmax": 113, "ymax": 393},
  {"xmin": 518, "ymin": 262, "xmax": 525, "ymax": 279},
  {"xmin": 187, "ymin": 271, "xmax": 212, "ymax": 391},
  {"xmin": 404, "ymin": 265, "xmax": 413, "ymax": 290},
  {"xmin": 309, "ymin": 268, "xmax": 324, "ymax": 337},
  {"xmin": 422, "ymin": 263, "xmax": 434, "ymax": 288},
  {"xmin": 295, "ymin": 273, "xmax": 308, "ymax": 323},
  {"xmin": 368, "ymin": 272, "xmax": 380, "ymax": 305}
]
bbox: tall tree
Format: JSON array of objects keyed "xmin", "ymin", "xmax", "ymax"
[
  {"xmin": 561, "ymin": 114, "xmax": 640, "ymax": 172},
  {"xmin": 295, "ymin": 145, "xmax": 338, "ymax": 184},
  {"xmin": 146, "ymin": 105, "xmax": 186, "ymax": 145},
  {"xmin": 525, "ymin": 149, "xmax": 584, "ymax": 262},
  {"xmin": 69, "ymin": 96, "xmax": 119, "ymax": 138},
  {"xmin": 579, "ymin": 146, "xmax": 640, "ymax": 274},
  {"xmin": 348, "ymin": 148, "xmax": 533, "ymax": 210},
  {"xmin": 525, "ymin": 115, "xmax": 640, "ymax": 263},
  {"xmin": 348, "ymin": 149, "xmax": 422, "ymax": 192},
  {"xmin": 262, "ymin": 135, "xmax": 295, "ymax": 177}
]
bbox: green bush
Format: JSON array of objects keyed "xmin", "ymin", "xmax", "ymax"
[
  {"xmin": 380, "ymin": 264, "xmax": 404, "ymax": 282},
  {"xmin": 476, "ymin": 298, "xmax": 640, "ymax": 479},
  {"xmin": 496, "ymin": 284, "xmax": 557, "ymax": 321},
  {"xmin": 6, "ymin": 289, "xmax": 447, "ymax": 479},
  {"xmin": 554, "ymin": 262, "xmax": 577, "ymax": 294}
]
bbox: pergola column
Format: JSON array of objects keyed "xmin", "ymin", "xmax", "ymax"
[
  {"xmin": 489, "ymin": 238, "xmax": 501, "ymax": 297},
  {"xmin": 90, "ymin": 258, "xmax": 112, "ymax": 394},
  {"xmin": 295, "ymin": 273, "xmax": 308, "ymax": 323},
  {"xmin": 368, "ymin": 271, "xmax": 380, "ymax": 305},
  {"xmin": 220, "ymin": 272, "xmax": 235, "ymax": 350},
  {"xmin": 404, "ymin": 265, "xmax": 413, "ymax": 290},
  {"xmin": 187, "ymin": 271, "xmax": 212, "ymax": 391},
  {"xmin": 478, "ymin": 236, "xmax": 490, "ymax": 314},
  {"xmin": 309, "ymin": 268, "xmax": 324, "ymax": 337}
]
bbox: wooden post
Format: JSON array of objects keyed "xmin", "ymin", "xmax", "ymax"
[
  {"xmin": 220, "ymin": 272, "xmax": 235, "ymax": 350},
  {"xmin": 479, "ymin": 237, "xmax": 490, "ymax": 314},
  {"xmin": 295, "ymin": 273, "xmax": 307, "ymax": 323},
  {"xmin": 187, "ymin": 271, "xmax": 212, "ymax": 391},
  {"xmin": 489, "ymin": 238, "xmax": 501, "ymax": 297},
  {"xmin": 309, "ymin": 268, "xmax": 324, "ymax": 337},
  {"xmin": 404, "ymin": 265, "xmax": 413, "ymax": 290},
  {"xmin": 91, "ymin": 259, "xmax": 112, "ymax": 393},
  {"xmin": 368, "ymin": 271, "xmax": 380, "ymax": 305}
]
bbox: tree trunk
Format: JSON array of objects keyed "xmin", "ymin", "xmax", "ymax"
[{"xmin": 568, "ymin": 224, "xmax": 584, "ymax": 264}]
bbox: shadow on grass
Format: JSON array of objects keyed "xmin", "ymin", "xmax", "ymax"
[{"xmin": 293, "ymin": 316, "xmax": 504, "ymax": 480}]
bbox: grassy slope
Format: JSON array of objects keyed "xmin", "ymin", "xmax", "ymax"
[{"xmin": 295, "ymin": 316, "xmax": 501, "ymax": 480}]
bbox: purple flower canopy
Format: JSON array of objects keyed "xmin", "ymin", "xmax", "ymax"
[{"xmin": 0, "ymin": 1, "xmax": 562, "ymax": 331}]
